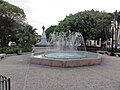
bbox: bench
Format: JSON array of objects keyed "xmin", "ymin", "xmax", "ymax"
[
  {"xmin": 97, "ymin": 50, "xmax": 120, "ymax": 57},
  {"xmin": 0, "ymin": 54, "xmax": 6, "ymax": 60},
  {"xmin": 114, "ymin": 53, "xmax": 120, "ymax": 57},
  {"xmin": 97, "ymin": 51, "xmax": 107, "ymax": 54}
]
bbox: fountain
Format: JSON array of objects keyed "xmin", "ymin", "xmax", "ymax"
[{"xmin": 31, "ymin": 31, "xmax": 101, "ymax": 67}]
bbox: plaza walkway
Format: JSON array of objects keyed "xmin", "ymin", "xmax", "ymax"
[{"xmin": 0, "ymin": 53, "xmax": 120, "ymax": 90}]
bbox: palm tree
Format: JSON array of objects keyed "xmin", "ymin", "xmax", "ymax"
[
  {"xmin": 112, "ymin": 10, "xmax": 120, "ymax": 49},
  {"xmin": 15, "ymin": 23, "xmax": 38, "ymax": 46}
]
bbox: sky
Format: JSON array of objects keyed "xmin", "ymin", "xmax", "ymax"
[{"xmin": 4, "ymin": 0, "xmax": 120, "ymax": 35}]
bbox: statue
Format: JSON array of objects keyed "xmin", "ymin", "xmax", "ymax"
[
  {"xmin": 35, "ymin": 25, "xmax": 48, "ymax": 46},
  {"xmin": 42, "ymin": 25, "xmax": 45, "ymax": 31}
]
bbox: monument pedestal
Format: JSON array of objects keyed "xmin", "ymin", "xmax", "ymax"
[{"xmin": 35, "ymin": 26, "xmax": 48, "ymax": 46}]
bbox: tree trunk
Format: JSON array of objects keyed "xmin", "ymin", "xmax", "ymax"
[{"xmin": 1, "ymin": 37, "xmax": 8, "ymax": 47}]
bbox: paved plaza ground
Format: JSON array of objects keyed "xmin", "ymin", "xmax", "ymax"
[{"xmin": 0, "ymin": 53, "xmax": 120, "ymax": 90}]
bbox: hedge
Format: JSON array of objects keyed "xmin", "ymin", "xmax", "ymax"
[{"xmin": 0, "ymin": 46, "xmax": 32, "ymax": 54}]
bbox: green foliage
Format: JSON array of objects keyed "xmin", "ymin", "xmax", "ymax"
[
  {"xmin": 0, "ymin": 0, "xmax": 26, "ymax": 47},
  {"xmin": 112, "ymin": 10, "xmax": 120, "ymax": 49},
  {"xmin": 20, "ymin": 46, "xmax": 32, "ymax": 52},
  {"xmin": 107, "ymin": 48, "xmax": 120, "ymax": 53},
  {"xmin": 0, "ymin": 46, "xmax": 32, "ymax": 54},
  {"xmin": 15, "ymin": 23, "xmax": 38, "ymax": 46},
  {"xmin": 0, "ymin": 0, "xmax": 26, "ymax": 21},
  {"xmin": 0, "ymin": 46, "xmax": 18, "ymax": 54},
  {"xmin": 45, "ymin": 25, "xmax": 58, "ymax": 39},
  {"xmin": 46, "ymin": 10, "xmax": 113, "ymax": 43}
]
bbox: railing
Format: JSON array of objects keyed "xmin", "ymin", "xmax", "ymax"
[{"xmin": 0, "ymin": 75, "xmax": 11, "ymax": 90}]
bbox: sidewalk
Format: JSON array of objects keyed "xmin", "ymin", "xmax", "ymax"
[{"xmin": 0, "ymin": 53, "xmax": 120, "ymax": 90}]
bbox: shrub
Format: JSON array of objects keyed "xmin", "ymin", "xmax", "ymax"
[
  {"xmin": 107, "ymin": 48, "xmax": 120, "ymax": 52},
  {"xmin": 20, "ymin": 46, "xmax": 32, "ymax": 52},
  {"xmin": 0, "ymin": 46, "xmax": 18, "ymax": 54},
  {"xmin": 0, "ymin": 46, "xmax": 32, "ymax": 54}
]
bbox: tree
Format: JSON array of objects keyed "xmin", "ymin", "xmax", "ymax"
[
  {"xmin": 45, "ymin": 25, "xmax": 58, "ymax": 39},
  {"xmin": 0, "ymin": 0, "xmax": 26, "ymax": 46},
  {"xmin": 46, "ymin": 10, "xmax": 115, "ymax": 46},
  {"xmin": 112, "ymin": 10, "xmax": 120, "ymax": 49},
  {"xmin": 93, "ymin": 11, "xmax": 112, "ymax": 42},
  {"xmin": 15, "ymin": 23, "xmax": 38, "ymax": 46},
  {"xmin": 57, "ymin": 10, "xmax": 112, "ymax": 43}
]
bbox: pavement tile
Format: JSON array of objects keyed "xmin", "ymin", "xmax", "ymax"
[{"xmin": 0, "ymin": 53, "xmax": 120, "ymax": 90}]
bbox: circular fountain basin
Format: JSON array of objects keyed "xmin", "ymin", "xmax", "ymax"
[
  {"xmin": 44, "ymin": 52, "xmax": 86, "ymax": 59},
  {"xmin": 31, "ymin": 51, "xmax": 101, "ymax": 67}
]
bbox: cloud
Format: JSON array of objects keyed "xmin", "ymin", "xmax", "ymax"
[{"xmin": 4, "ymin": 0, "xmax": 120, "ymax": 35}]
